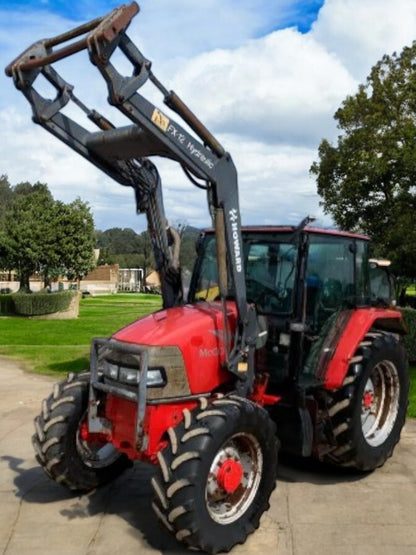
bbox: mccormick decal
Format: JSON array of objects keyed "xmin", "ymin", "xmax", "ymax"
[
  {"xmin": 200, "ymin": 330, "xmax": 227, "ymax": 359},
  {"xmin": 229, "ymin": 208, "xmax": 242, "ymax": 272},
  {"xmin": 199, "ymin": 346, "xmax": 225, "ymax": 358}
]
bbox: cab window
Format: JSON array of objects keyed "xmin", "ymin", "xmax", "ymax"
[
  {"xmin": 245, "ymin": 242, "xmax": 297, "ymax": 314},
  {"xmin": 306, "ymin": 236, "xmax": 354, "ymax": 329}
]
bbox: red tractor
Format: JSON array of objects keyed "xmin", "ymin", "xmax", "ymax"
[{"xmin": 6, "ymin": 4, "xmax": 409, "ymax": 553}]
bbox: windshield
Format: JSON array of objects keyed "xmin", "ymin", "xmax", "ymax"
[{"xmin": 190, "ymin": 233, "xmax": 298, "ymax": 315}]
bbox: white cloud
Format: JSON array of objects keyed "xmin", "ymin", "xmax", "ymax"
[
  {"xmin": 225, "ymin": 137, "xmax": 329, "ymax": 226},
  {"xmin": 312, "ymin": 0, "xmax": 416, "ymax": 80},
  {"xmin": 171, "ymin": 28, "xmax": 356, "ymax": 146}
]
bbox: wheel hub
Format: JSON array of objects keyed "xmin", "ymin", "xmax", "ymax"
[
  {"xmin": 360, "ymin": 359, "xmax": 400, "ymax": 447},
  {"xmin": 362, "ymin": 389, "xmax": 374, "ymax": 409},
  {"xmin": 216, "ymin": 459, "xmax": 244, "ymax": 493},
  {"xmin": 205, "ymin": 432, "xmax": 263, "ymax": 525}
]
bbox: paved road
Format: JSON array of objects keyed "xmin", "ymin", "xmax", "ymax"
[{"xmin": 1, "ymin": 357, "xmax": 416, "ymax": 555}]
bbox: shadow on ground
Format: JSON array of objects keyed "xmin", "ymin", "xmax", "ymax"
[
  {"xmin": 2, "ymin": 455, "xmax": 186, "ymax": 553},
  {"xmin": 277, "ymin": 451, "xmax": 370, "ymax": 485},
  {"xmin": 45, "ymin": 356, "xmax": 89, "ymax": 375},
  {"xmin": 2, "ymin": 449, "xmax": 369, "ymax": 553}
]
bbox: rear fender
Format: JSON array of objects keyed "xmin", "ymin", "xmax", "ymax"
[{"xmin": 318, "ymin": 308, "xmax": 406, "ymax": 390}]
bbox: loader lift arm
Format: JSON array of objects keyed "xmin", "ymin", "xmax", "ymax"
[{"xmin": 5, "ymin": 2, "xmax": 257, "ymax": 391}]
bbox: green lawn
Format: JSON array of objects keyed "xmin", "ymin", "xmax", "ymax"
[
  {"xmin": 1, "ymin": 293, "xmax": 415, "ymax": 417},
  {"xmin": 0, "ymin": 294, "xmax": 162, "ymax": 375},
  {"xmin": 406, "ymin": 285, "xmax": 415, "ymax": 296}
]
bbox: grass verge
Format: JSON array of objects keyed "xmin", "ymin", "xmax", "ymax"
[{"xmin": 0, "ymin": 293, "xmax": 161, "ymax": 376}]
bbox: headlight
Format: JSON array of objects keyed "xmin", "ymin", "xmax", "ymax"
[
  {"xmin": 119, "ymin": 366, "xmax": 140, "ymax": 385},
  {"xmin": 103, "ymin": 360, "xmax": 139, "ymax": 384},
  {"xmin": 103, "ymin": 360, "xmax": 119, "ymax": 380},
  {"xmin": 147, "ymin": 367, "xmax": 166, "ymax": 387},
  {"xmin": 102, "ymin": 358, "xmax": 166, "ymax": 388}
]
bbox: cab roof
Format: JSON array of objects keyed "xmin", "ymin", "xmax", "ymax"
[
  {"xmin": 243, "ymin": 225, "xmax": 370, "ymax": 241},
  {"xmin": 203, "ymin": 225, "xmax": 370, "ymax": 241}
]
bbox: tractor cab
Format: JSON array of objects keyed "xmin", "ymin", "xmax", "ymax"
[{"xmin": 189, "ymin": 225, "xmax": 389, "ymax": 393}]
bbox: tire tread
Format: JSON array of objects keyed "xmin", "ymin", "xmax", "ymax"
[{"xmin": 321, "ymin": 332, "xmax": 409, "ymax": 470}]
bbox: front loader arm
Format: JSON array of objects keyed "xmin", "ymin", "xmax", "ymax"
[{"xmin": 5, "ymin": 2, "xmax": 257, "ymax": 391}]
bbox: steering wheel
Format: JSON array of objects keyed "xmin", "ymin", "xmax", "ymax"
[{"xmin": 246, "ymin": 278, "xmax": 285, "ymax": 308}]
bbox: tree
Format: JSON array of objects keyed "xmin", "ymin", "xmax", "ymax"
[
  {"xmin": 311, "ymin": 41, "xmax": 416, "ymax": 286},
  {"xmin": 95, "ymin": 227, "xmax": 142, "ymax": 254},
  {"xmin": 0, "ymin": 175, "xmax": 13, "ymax": 222},
  {"xmin": 1, "ymin": 182, "xmax": 95, "ymax": 291},
  {"xmin": 54, "ymin": 198, "xmax": 96, "ymax": 283},
  {"xmin": 96, "ymin": 227, "xmax": 154, "ymax": 272},
  {"xmin": 0, "ymin": 176, "xmax": 14, "ymax": 276},
  {"xmin": 3, "ymin": 182, "xmax": 56, "ymax": 291},
  {"xmin": 178, "ymin": 224, "xmax": 199, "ymax": 272},
  {"xmin": 94, "ymin": 224, "xmax": 200, "ymax": 286}
]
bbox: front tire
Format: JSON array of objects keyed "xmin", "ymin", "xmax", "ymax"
[
  {"xmin": 323, "ymin": 332, "xmax": 409, "ymax": 471},
  {"xmin": 32, "ymin": 372, "xmax": 131, "ymax": 491},
  {"xmin": 151, "ymin": 396, "xmax": 278, "ymax": 553}
]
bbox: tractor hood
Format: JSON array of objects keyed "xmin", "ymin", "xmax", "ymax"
[
  {"xmin": 112, "ymin": 301, "xmax": 238, "ymax": 393},
  {"xmin": 113, "ymin": 301, "xmax": 237, "ymax": 347}
]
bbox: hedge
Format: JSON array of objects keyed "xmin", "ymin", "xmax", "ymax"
[
  {"xmin": 399, "ymin": 307, "xmax": 416, "ymax": 362},
  {"xmin": 0, "ymin": 294, "xmax": 15, "ymax": 315},
  {"xmin": 0, "ymin": 290, "xmax": 77, "ymax": 316}
]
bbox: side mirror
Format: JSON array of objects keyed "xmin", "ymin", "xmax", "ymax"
[{"xmin": 195, "ymin": 232, "xmax": 205, "ymax": 255}]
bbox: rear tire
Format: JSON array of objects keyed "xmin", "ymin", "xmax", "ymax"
[
  {"xmin": 323, "ymin": 332, "xmax": 409, "ymax": 471},
  {"xmin": 32, "ymin": 372, "xmax": 131, "ymax": 491},
  {"xmin": 151, "ymin": 396, "xmax": 278, "ymax": 553}
]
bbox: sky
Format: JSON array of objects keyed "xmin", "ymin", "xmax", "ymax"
[{"xmin": 1, "ymin": 0, "xmax": 416, "ymax": 233}]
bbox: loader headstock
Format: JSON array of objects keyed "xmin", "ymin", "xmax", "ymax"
[{"xmin": 5, "ymin": 3, "xmax": 140, "ymax": 79}]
